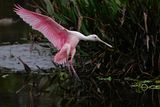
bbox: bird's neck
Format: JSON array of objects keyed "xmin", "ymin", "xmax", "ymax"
[
  {"xmin": 82, "ymin": 35, "xmax": 94, "ymax": 41},
  {"xmin": 80, "ymin": 35, "xmax": 90, "ymax": 41},
  {"xmin": 69, "ymin": 30, "xmax": 89, "ymax": 41}
]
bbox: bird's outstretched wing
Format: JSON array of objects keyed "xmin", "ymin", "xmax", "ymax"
[{"xmin": 14, "ymin": 4, "xmax": 68, "ymax": 50}]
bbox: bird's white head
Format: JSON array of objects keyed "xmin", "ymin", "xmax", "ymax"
[
  {"xmin": 87, "ymin": 34, "xmax": 100, "ymax": 41},
  {"xmin": 87, "ymin": 34, "xmax": 113, "ymax": 48}
]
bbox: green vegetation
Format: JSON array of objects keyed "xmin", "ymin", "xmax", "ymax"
[
  {"xmin": 15, "ymin": 0, "xmax": 160, "ymax": 106},
  {"xmin": 33, "ymin": 0, "xmax": 160, "ymax": 78},
  {"xmin": 31, "ymin": 0, "xmax": 160, "ymax": 79}
]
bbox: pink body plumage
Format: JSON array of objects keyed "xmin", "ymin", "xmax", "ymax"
[
  {"xmin": 14, "ymin": 4, "xmax": 79, "ymax": 65},
  {"xmin": 14, "ymin": 4, "xmax": 112, "ymax": 80}
]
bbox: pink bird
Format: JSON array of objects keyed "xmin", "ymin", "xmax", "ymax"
[{"xmin": 14, "ymin": 4, "xmax": 112, "ymax": 80}]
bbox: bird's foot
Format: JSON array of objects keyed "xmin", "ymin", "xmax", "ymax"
[
  {"xmin": 70, "ymin": 64, "xmax": 81, "ymax": 81},
  {"xmin": 73, "ymin": 72, "xmax": 81, "ymax": 81},
  {"xmin": 67, "ymin": 60, "xmax": 81, "ymax": 81}
]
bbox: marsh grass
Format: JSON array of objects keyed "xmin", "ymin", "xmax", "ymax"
[{"xmin": 17, "ymin": 0, "xmax": 160, "ymax": 106}]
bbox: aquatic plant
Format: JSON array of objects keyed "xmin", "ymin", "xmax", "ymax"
[{"xmin": 15, "ymin": 0, "xmax": 160, "ymax": 106}]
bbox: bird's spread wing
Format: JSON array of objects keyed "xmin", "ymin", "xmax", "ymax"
[{"xmin": 14, "ymin": 4, "xmax": 68, "ymax": 50}]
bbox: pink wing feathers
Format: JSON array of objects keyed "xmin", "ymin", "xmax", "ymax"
[{"xmin": 14, "ymin": 4, "xmax": 68, "ymax": 50}]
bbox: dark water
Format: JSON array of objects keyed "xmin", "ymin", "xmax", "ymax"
[
  {"xmin": 0, "ymin": 1, "xmax": 53, "ymax": 107},
  {"xmin": 0, "ymin": 74, "xmax": 55, "ymax": 107},
  {"xmin": 0, "ymin": 1, "xmax": 160, "ymax": 107},
  {"xmin": 0, "ymin": 0, "xmax": 29, "ymax": 44}
]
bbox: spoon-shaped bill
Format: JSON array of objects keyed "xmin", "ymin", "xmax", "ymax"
[{"xmin": 98, "ymin": 39, "xmax": 112, "ymax": 48}]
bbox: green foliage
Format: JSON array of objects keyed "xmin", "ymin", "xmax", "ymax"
[
  {"xmin": 41, "ymin": 0, "xmax": 160, "ymax": 78},
  {"xmin": 20, "ymin": 0, "xmax": 160, "ymax": 106},
  {"xmin": 31, "ymin": 0, "xmax": 160, "ymax": 78}
]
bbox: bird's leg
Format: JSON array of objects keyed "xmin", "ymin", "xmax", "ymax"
[
  {"xmin": 65, "ymin": 44, "xmax": 73, "ymax": 76},
  {"xmin": 66, "ymin": 59, "xmax": 72, "ymax": 76},
  {"xmin": 70, "ymin": 63, "xmax": 80, "ymax": 81},
  {"xmin": 70, "ymin": 49, "xmax": 80, "ymax": 81}
]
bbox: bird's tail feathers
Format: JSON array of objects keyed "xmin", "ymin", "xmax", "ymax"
[{"xmin": 54, "ymin": 50, "xmax": 68, "ymax": 65}]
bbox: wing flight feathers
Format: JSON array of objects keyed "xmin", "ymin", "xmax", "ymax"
[{"xmin": 14, "ymin": 4, "xmax": 68, "ymax": 49}]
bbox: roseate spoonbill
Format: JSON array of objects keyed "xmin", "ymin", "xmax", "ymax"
[{"xmin": 14, "ymin": 4, "xmax": 112, "ymax": 80}]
